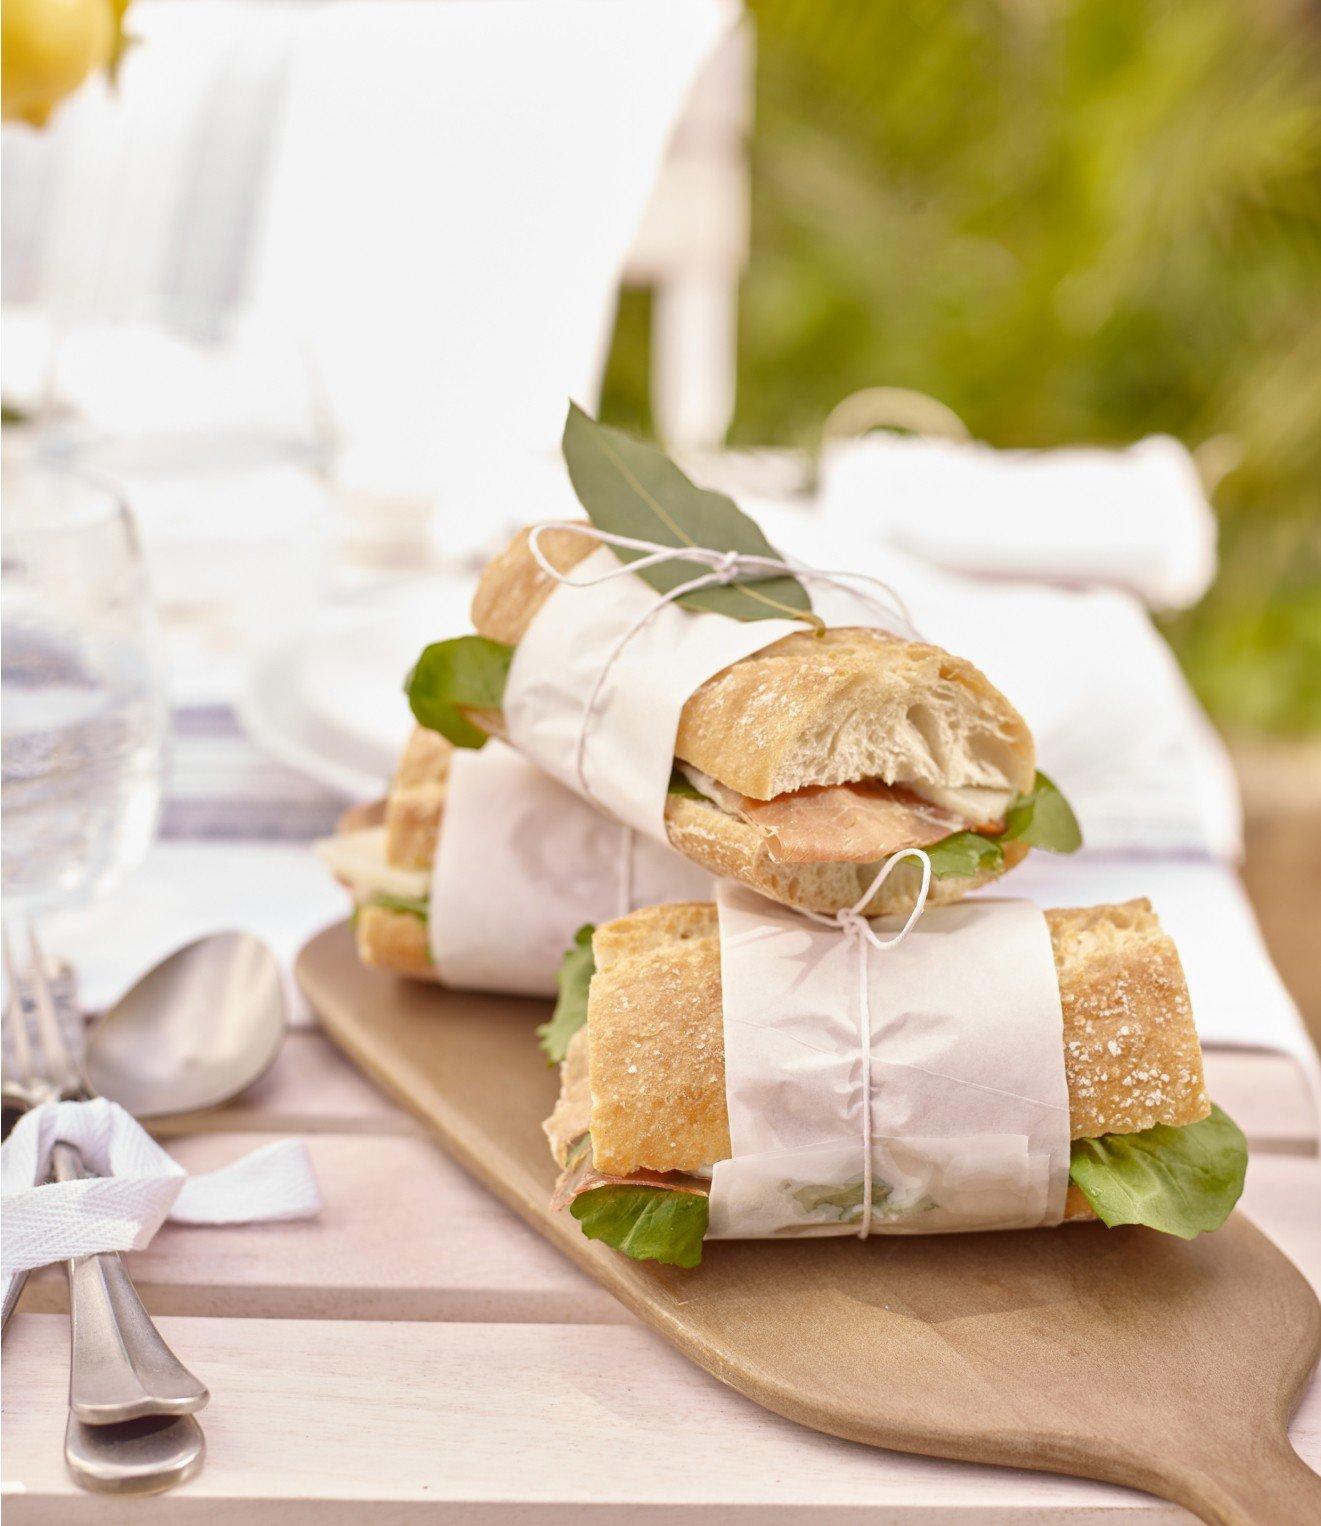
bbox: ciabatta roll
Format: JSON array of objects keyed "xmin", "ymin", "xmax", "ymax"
[{"xmin": 464, "ymin": 523, "xmax": 1043, "ymax": 918}]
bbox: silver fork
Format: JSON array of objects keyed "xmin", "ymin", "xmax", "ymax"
[{"xmin": 2, "ymin": 925, "xmax": 210, "ymax": 1427}]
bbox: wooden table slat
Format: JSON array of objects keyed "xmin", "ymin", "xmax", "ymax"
[
  {"xmin": 16, "ymin": 1142, "xmax": 1320, "ymax": 1334},
  {"xmin": 4, "ymin": 1306, "xmax": 1318, "ymax": 1524}
]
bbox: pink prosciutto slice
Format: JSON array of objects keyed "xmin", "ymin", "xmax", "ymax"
[{"xmin": 739, "ymin": 781, "xmax": 975, "ymax": 866}]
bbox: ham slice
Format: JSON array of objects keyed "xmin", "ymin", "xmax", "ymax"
[
  {"xmin": 550, "ymin": 1136, "xmax": 709, "ymax": 1214},
  {"xmin": 739, "ymin": 781, "xmax": 971, "ymax": 865}
]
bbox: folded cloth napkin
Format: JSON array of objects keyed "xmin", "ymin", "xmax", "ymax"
[
  {"xmin": 818, "ymin": 433, "xmax": 1218, "ymax": 611},
  {"xmin": 1, "ymin": 1098, "xmax": 322, "ymax": 1306}
]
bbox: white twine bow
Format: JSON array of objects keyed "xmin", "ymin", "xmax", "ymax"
[
  {"xmin": 527, "ymin": 522, "xmax": 923, "ymax": 806},
  {"xmin": 1, "ymin": 1098, "xmax": 323, "ymax": 1302},
  {"xmin": 803, "ymin": 847, "xmax": 934, "ymax": 1238}
]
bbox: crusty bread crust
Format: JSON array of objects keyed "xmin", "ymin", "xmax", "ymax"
[
  {"xmin": 675, "ymin": 626, "xmax": 1035, "ymax": 800},
  {"xmin": 584, "ymin": 898, "xmax": 1209, "ymax": 1176},
  {"xmin": 385, "ymin": 727, "xmax": 453, "ymax": 870},
  {"xmin": 470, "ymin": 523, "xmax": 596, "ymax": 646},
  {"xmin": 355, "ymin": 904, "xmax": 439, "ymax": 982},
  {"xmin": 470, "ymin": 523, "xmax": 1035, "ymax": 798}
]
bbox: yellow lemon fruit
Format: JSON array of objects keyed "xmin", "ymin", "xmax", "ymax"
[{"xmin": 2, "ymin": 0, "xmax": 115, "ymax": 128}]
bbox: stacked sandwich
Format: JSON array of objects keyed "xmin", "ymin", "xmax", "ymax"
[{"xmin": 319, "ymin": 405, "xmax": 1247, "ymax": 1267}]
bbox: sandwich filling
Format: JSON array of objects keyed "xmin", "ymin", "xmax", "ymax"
[
  {"xmin": 674, "ymin": 763, "xmax": 1006, "ymax": 865},
  {"xmin": 670, "ymin": 763, "xmax": 1077, "ymax": 878}
]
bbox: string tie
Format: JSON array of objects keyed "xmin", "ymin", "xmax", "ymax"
[
  {"xmin": 525, "ymin": 522, "xmax": 922, "ymax": 804},
  {"xmin": 803, "ymin": 847, "xmax": 933, "ymax": 1238}
]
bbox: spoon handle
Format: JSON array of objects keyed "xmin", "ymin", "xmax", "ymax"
[{"xmin": 52, "ymin": 1142, "xmax": 210, "ymax": 1424}]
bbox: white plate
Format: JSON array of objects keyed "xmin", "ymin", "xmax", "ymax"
[{"xmin": 238, "ymin": 577, "xmax": 476, "ymax": 798}]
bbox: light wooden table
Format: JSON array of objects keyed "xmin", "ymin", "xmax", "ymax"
[{"xmin": 3, "ymin": 1028, "xmax": 1318, "ymax": 1524}]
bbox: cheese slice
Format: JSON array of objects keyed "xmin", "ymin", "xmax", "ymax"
[{"xmin": 315, "ymin": 827, "xmax": 431, "ymax": 902}]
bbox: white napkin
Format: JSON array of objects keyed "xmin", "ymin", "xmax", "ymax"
[
  {"xmin": 2, "ymin": 1098, "xmax": 321, "ymax": 1304},
  {"xmin": 819, "ymin": 433, "xmax": 1217, "ymax": 611}
]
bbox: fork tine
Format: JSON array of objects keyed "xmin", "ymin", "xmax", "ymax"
[
  {"xmin": 1, "ymin": 924, "xmax": 37, "ymax": 1088},
  {"xmin": 26, "ymin": 924, "xmax": 83, "ymax": 1098}
]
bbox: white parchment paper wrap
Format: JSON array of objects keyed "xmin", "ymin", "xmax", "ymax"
[
  {"xmin": 501, "ymin": 547, "xmax": 894, "ymax": 842},
  {"xmin": 429, "ymin": 742, "xmax": 711, "ymax": 996},
  {"xmin": 707, "ymin": 884, "xmax": 1071, "ymax": 1238}
]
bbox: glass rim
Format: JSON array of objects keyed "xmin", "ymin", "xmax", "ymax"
[{"xmin": 1, "ymin": 456, "xmax": 132, "ymax": 537}]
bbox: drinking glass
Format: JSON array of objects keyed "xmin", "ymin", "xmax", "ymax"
[{"xmin": 1, "ymin": 460, "xmax": 168, "ymax": 918}]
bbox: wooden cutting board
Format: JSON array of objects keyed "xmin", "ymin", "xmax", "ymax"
[{"xmin": 297, "ymin": 921, "xmax": 1321, "ymax": 1525}]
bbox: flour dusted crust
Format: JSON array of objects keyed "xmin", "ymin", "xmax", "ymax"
[
  {"xmin": 580, "ymin": 898, "xmax": 1210, "ymax": 1178},
  {"xmin": 1044, "ymin": 899, "xmax": 1208, "ymax": 1141},
  {"xmin": 675, "ymin": 627, "xmax": 1035, "ymax": 801},
  {"xmin": 586, "ymin": 903, "xmax": 730, "ymax": 1177},
  {"xmin": 470, "ymin": 523, "xmax": 1035, "ymax": 798}
]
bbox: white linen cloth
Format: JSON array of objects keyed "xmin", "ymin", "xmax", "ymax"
[
  {"xmin": 818, "ymin": 433, "xmax": 1217, "ymax": 611},
  {"xmin": 249, "ymin": 0, "xmax": 735, "ymax": 542},
  {"xmin": 708, "ymin": 887, "xmax": 1071, "ymax": 1238},
  {"xmin": 429, "ymin": 744, "xmax": 710, "ymax": 995},
  {"xmin": 1, "ymin": 1098, "xmax": 322, "ymax": 1306}
]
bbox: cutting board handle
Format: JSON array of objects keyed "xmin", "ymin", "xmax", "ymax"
[{"xmin": 1163, "ymin": 1428, "xmax": 1321, "ymax": 1525}]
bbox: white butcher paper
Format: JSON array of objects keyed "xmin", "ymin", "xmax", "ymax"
[
  {"xmin": 501, "ymin": 546, "xmax": 899, "ymax": 842},
  {"xmin": 707, "ymin": 885, "xmax": 1072, "ymax": 1238},
  {"xmin": 429, "ymin": 742, "xmax": 711, "ymax": 996}
]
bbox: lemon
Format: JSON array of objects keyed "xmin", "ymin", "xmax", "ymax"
[{"xmin": 3, "ymin": 0, "xmax": 116, "ymax": 128}]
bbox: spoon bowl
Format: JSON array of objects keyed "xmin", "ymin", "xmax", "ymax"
[{"xmin": 84, "ymin": 932, "xmax": 286, "ymax": 1118}]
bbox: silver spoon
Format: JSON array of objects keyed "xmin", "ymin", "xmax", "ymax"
[
  {"xmin": 65, "ymin": 1413, "xmax": 205, "ymax": 1495},
  {"xmin": 84, "ymin": 930, "xmax": 287, "ymax": 1118}
]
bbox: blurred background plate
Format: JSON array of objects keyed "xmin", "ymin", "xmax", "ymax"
[{"xmin": 239, "ymin": 578, "xmax": 476, "ymax": 800}]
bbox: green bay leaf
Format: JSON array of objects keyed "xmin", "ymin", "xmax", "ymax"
[{"xmin": 562, "ymin": 402, "xmax": 814, "ymax": 625}]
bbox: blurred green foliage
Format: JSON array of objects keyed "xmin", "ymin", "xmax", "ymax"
[{"xmin": 601, "ymin": 0, "xmax": 1321, "ymax": 734}]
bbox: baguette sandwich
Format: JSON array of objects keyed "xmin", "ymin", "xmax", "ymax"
[
  {"xmin": 317, "ymin": 727, "xmax": 451, "ymax": 981},
  {"xmin": 543, "ymin": 899, "xmax": 1247, "ymax": 1266},
  {"xmin": 408, "ymin": 520, "xmax": 1082, "ymax": 920}
]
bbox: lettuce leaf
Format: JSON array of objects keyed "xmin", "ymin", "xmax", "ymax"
[
  {"xmin": 923, "ymin": 831, "xmax": 1006, "ymax": 880},
  {"xmin": 570, "ymin": 1184, "xmax": 709, "ymax": 1268},
  {"xmin": 1068, "ymin": 1104, "xmax": 1246, "ymax": 1238},
  {"xmin": 364, "ymin": 891, "xmax": 430, "ymax": 921},
  {"xmin": 565, "ymin": 1107, "xmax": 1246, "ymax": 1266},
  {"xmin": 537, "ymin": 924, "xmax": 596, "ymax": 1063},
  {"xmin": 666, "ymin": 767, "xmax": 707, "ymax": 800},
  {"xmin": 406, "ymin": 635, "xmax": 513, "ymax": 749},
  {"xmin": 1001, "ymin": 771, "xmax": 1083, "ymax": 853},
  {"xmin": 924, "ymin": 770, "xmax": 1081, "ymax": 878}
]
